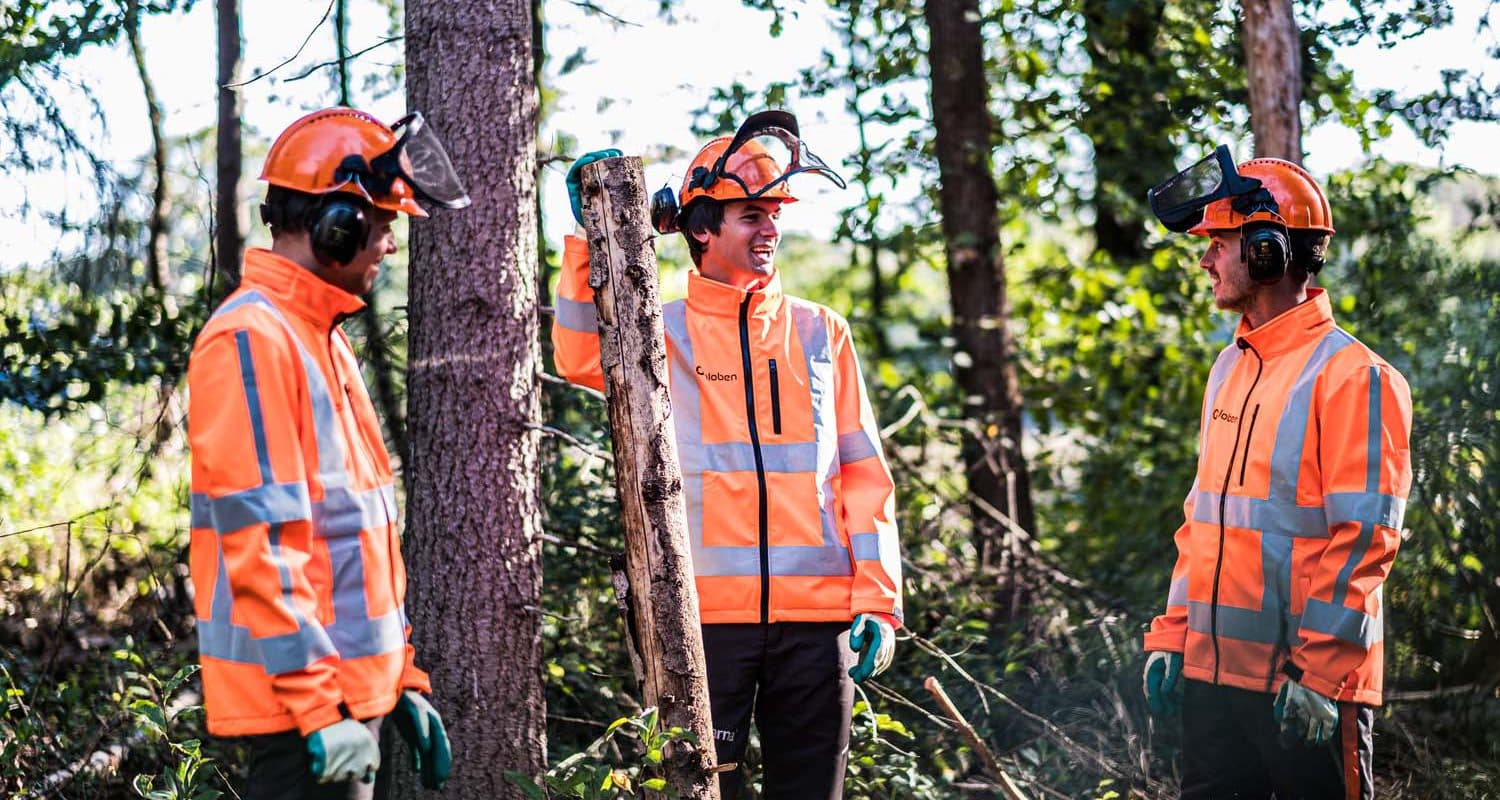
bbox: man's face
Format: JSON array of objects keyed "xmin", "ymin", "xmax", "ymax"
[
  {"xmin": 1199, "ymin": 228, "xmax": 1255, "ymax": 313},
  {"xmin": 696, "ymin": 199, "xmax": 783, "ymax": 286},
  {"xmin": 328, "ymin": 207, "xmax": 399, "ymax": 296}
]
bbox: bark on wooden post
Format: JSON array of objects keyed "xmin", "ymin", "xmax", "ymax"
[{"xmin": 579, "ymin": 156, "xmax": 720, "ymax": 800}]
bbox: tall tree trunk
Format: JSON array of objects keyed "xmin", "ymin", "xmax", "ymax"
[
  {"xmin": 400, "ymin": 2, "xmax": 546, "ymax": 797},
  {"xmin": 335, "ymin": 0, "xmax": 352, "ymax": 105},
  {"xmin": 214, "ymin": 0, "xmax": 243, "ymax": 296},
  {"xmin": 1079, "ymin": 0, "xmax": 1177, "ymax": 262},
  {"xmin": 923, "ymin": 0, "xmax": 1037, "ymax": 602},
  {"xmin": 1242, "ymin": 0, "xmax": 1304, "ymax": 162},
  {"xmin": 125, "ymin": 0, "xmax": 170, "ymax": 293}
]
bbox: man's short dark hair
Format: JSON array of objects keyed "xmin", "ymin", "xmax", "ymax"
[
  {"xmin": 260, "ymin": 186, "xmax": 372, "ymax": 236},
  {"xmin": 679, "ymin": 199, "xmax": 724, "ymax": 266},
  {"xmin": 260, "ymin": 186, "xmax": 324, "ymax": 235}
]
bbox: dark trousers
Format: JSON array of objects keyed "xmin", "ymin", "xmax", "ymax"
[
  {"xmin": 702, "ymin": 622, "xmax": 854, "ymax": 800},
  {"xmin": 1181, "ymin": 679, "xmax": 1373, "ymax": 800},
  {"xmin": 240, "ymin": 717, "xmax": 385, "ymax": 800}
]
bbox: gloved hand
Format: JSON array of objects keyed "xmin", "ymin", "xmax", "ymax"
[
  {"xmin": 392, "ymin": 690, "xmax": 452, "ymax": 789},
  {"xmin": 1142, "ymin": 650, "xmax": 1184, "ymax": 716},
  {"xmin": 306, "ymin": 717, "xmax": 380, "ymax": 784},
  {"xmin": 1273, "ymin": 678, "xmax": 1339, "ymax": 747},
  {"xmin": 566, "ymin": 149, "xmax": 623, "ymax": 224},
  {"xmin": 847, "ymin": 613, "xmax": 896, "ymax": 683}
]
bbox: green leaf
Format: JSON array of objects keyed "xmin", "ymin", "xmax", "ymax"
[{"xmin": 503, "ymin": 771, "xmax": 548, "ymax": 800}]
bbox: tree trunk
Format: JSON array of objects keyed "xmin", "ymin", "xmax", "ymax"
[
  {"xmin": 214, "ymin": 0, "xmax": 243, "ymax": 296},
  {"xmin": 335, "ymin": 0, "xmax": 352, "ymax": 105},
  {"xmin": 125, "ymin": 0, "xmax": 170, "ymax": 293},
  {"xmin": 579, "ymin": 156, "xmax": 719, "ymax": 800},
  {"xmin": 1079, "ymin": 0, "xmax": 1177, "ymax": 262},
  {"xmin": 400, "ymin": 2, "xmax": 546, "ymax": 797},
  {"xmin": 923, "ymin": 0, "xmax": 1036, "ymax": 596},
  {"xmin": 1242, "ymin": 0, "xmax": 1304, "ymax": 163}
]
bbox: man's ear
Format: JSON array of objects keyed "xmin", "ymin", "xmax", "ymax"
[{"xmin": 690, "ymin": 227, "xmax": 712, "ymax": 249}]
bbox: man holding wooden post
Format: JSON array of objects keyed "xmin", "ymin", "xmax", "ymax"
[{"xmin": 552, "ymin": 110, "xmax": 905, "ymax": 799}]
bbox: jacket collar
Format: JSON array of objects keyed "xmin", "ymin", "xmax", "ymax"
[
  {"xmin": 1235, "ymin": 287, "xmax": 1335, "ymax": 359},
  {"xmin": 239, "ymin": 248, "xmax": 365, "ymax": 328},
  {"xmin": 685, "ymin": 268, "xmax": 785, "ymax": 321}
]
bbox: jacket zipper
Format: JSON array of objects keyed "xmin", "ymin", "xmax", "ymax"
[
  {"xmin": 738, "ymin": 296, "xmax": 771, "ymax": 624},
  {"xmin": 1211, "ymin": 338, "xmax": 1263, "ymax": 684},
  {"xmin": 1238, "ymin": 404, "xmax": 1261, "ymax": 486},
  {"xmin": 769, "ymin": 359, "xmax": 782, "ymax": 435}
]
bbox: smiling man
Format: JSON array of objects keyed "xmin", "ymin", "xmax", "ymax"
[
  {"xmin": 550, "ymin": 111, "xmax": 904, "ymax": 800},
  {"xmin": 187, "ymin": 107, "xmax": 467, "ymax": 798}
]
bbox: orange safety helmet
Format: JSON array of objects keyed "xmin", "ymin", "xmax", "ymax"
[
  {"xmin": 1188, "ymin": 158, "xmax": 1334, "ymax": 236},
  {"xmin": 261, "ymin": 108, "xmax": 470, "ymax": 218},
  {"xmin": 651, "ymin": 110, "xmax": 845, "ymax": 234},
  {"xmin": 678, "ymin": 135, "xmax": 800, "ymax": 208}
]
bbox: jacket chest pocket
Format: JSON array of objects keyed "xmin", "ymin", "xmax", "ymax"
[{"xmin": 769, "ymin": 359, "xmax": 782, "ymax": 435}]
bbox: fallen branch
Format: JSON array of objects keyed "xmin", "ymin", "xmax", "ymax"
[{"xmin": 924, "ymin": 676, "xmax": 1031, "ymax": 800}]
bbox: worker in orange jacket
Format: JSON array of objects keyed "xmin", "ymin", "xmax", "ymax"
[
  {"xmin": 1141, "ymin": 147, "xmax": 1412, "ymax": 799},
  {"xmin": 188, "ymin": 107, "xmax": 468, "ymax": 798},
  {"xmin": 551, "ymin": 111, "xmax": 903, "ymax": 799}
]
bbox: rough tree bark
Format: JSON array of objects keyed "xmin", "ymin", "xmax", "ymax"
[
  {"xmin": 214, "ymin": 0, "xmax": 243, "ymax": 295},
  {"xmin": 579, "ymin": 156, "xmax": 719, "ymax": 800},
  {"xmin": 125, "ymin": 0, "xmax": 170, "ymax": 293},
  {"xmin": 1242, "ymin": 0, "xmax": 1304, "ymax": 163},
  {"xmin": 923, "ymin": 0, "xmax": 1036, "ymax": 599},
  {"xmin": 400, "ymin": 2, "xmax": 546, "ymax": 797}
]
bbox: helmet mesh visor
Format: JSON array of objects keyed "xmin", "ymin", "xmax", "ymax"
[{"xmin": 401, "ymin": 122, "xmax": 469, "ymax": 208}]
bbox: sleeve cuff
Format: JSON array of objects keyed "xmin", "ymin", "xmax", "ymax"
[
  {"xmin": 400, "ymin": 666, "xmax": 433, "ymax": 695},
  {"xmin": 856, "ymin": 610, "xmax": 903, "ymax": 631},
  {"xmin": 294, "ymin": 702, "xmax": 347, "ymax": 738},
  {"xmin": 1288, "ymin": 654, "xmax": 1343, "ymax": 700},
  {"xmin": 1142, "ymin": 629, "xmax": 1185, "ymax": 653}
]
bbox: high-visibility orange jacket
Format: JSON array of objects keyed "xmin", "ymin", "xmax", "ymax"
[
  {"xmin": 1145, "ymin": 289, "xmax": 1412, "ymax": 706},
  {"xmin": 188, "ymin": 248, "xmax": 430, "ymax": 737},
  {"xmin": 552, "ymin": 235, "xmax": 904, "ymax": 627}
]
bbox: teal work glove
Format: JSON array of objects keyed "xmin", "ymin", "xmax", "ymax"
[
  {"xmin": 306, "ymin": 718, "xmax": 380, "ymax": 784},
  {"xmin": 1273, "ymin": 678, "xmax": 1339, "ymax": 747},
  {"xmin": 393, "ymin": 690, "xmax": 452, "ymax": 789},
  {"xmin": 566, "ymin": 149, "xmax": 623, "ymax": 224},
  {"xmin": 1142, "ymin": 651, "xmax": 1184, "ymax": 716},
  {"xmin": 847, "ymin": 613, "xmax": 896, "ymax": 683}
]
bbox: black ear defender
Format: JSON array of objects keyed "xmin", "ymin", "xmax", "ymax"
[
  {"xmin": 308, "ymin": 197, "xmax": 370, "ymax": 267},
  {"xmin": 1241, "ymin": 221, "xmax": 1291, "ymax": 285},
  {"xmin": 650, "ymin": 184, "xmax": 681, "ymax": 234}
]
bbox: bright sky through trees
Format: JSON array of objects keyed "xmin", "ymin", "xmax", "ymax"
[{"xmin": 2, "ymin": 0, "xmax": 1494, "ymax": 270}]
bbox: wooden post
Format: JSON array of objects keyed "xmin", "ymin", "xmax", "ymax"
[{"xmin": 579, "ymin": 156, "xmax": 720, "ymax": 800}]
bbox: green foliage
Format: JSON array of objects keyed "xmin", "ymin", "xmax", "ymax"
[
  {"xmin": 1325, "ymin": 161, "xmax": 1500, "ymax": 692},
  {"xmin": 0, "ymin": 276, "xmax": 198, "ymax": 417},
  {"xmin": 504, "ymin": 709, "xmax": 699, "ymax": 799}
]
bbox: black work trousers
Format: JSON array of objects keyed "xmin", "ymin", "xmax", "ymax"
[
  {"xmin": 239, "ymin": 716, "xmax": 386, "ymax": 800},
  {"xmin": 702, "ymin": 622, "xmax": 854, "ymax": 800},
  {"xmin": 1180, "ymin": 679, "xmax": 1373, "ymax": 800}
]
